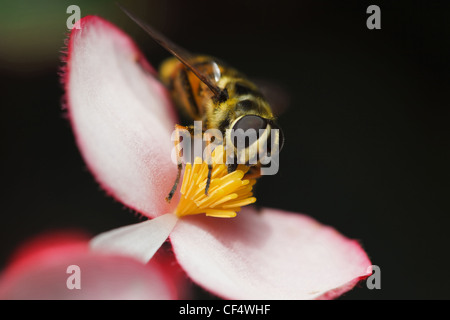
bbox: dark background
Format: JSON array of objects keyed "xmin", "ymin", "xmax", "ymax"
[{"xmin": 1, "ymin": 0, "xmax": 449, "ymax": 299}]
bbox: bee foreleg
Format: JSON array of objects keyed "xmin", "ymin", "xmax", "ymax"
[
  {"xmin": 165, "ymin": 124, "xmax": 191, "ymax": 203},
  {"xmin": 205, "ymin": 163, "xmax": 212, "ymax": 196},
  {"xmin": 204, "ymin": 131, "xmax": 214, "ymax": 196},
  {"xmin": 165, "ymin": 163, "xmax": 182, "ymax": 203},
  {"xmin": 244, "ymin": 165, "xmax": 262, "ymax": 180}
]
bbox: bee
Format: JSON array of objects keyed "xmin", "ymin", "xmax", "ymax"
[{"xmin": 120, "ymin": 5, "xmax": 285, "ymax": 202}]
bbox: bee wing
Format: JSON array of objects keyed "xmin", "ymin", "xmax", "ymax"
[
  {"xmin": 118, "ymin": 4, "xmax": 227, "ymax": 101},
  {"xmin": 253, "ymin": 78, "xmax": 291, "ymax": 117}
]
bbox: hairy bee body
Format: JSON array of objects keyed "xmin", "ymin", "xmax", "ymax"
[{"xmin": 159, "ymin": 56, "xmax": 275, "ymax": 133}]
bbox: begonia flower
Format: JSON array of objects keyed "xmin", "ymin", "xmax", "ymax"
[
  {"xmin": 0, "ymin": 232, "xmax": 177, "ymax": 299},
  {"xmin": 62, "ymin": 16, "xmax": 372, "ymax": 299}
]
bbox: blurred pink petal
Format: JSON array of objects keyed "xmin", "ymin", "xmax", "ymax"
[
  {"xmin": 0, "ymin": 233, "xmax": 176, "ymax": 300},
  {"xmin": 90, "ymin": 213, "xmax": 178, "ymax": 263},
  {"xmin": 152, "ymin": 245, "xmax": 192, "ymax": 300},
  {"xmin": 63, "ymin": 16, "xmax": 179, "ymax": 218},
  {"xmin": 170, "ymin": 207, "xmax": 372, "ymax": 299}
]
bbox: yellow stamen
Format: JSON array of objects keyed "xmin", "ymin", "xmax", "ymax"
[{"xmin": 174, "ymin": 145, "xmax": 257, "ymax": 218}]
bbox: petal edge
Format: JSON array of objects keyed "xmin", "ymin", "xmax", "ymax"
[
  {"xmin": 170, "ymin": 207, "xmax": 371, "ymax": 299},
  {"xmin": 64, "ymin": 16, "xmax": 179, "ymax": 218}
]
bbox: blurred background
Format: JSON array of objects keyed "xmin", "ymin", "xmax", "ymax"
[{"xmin": 1, "ymin": 0, "xmax": 449, "ymax": 299}]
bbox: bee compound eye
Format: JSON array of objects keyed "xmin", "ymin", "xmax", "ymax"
[
  {"xmin": 231, "ymin": 115, "xmax": 268, "ymax": 148},
  {"xmin": 232, "ymin": 115, "xmax": 267, "ymax": 133}
]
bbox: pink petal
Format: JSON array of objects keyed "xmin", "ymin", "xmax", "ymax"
[
  {"xmin": 170, "ymin": 207, "xmax": 372, "ymax": 299},
  {"xmin": 63, "ymin": 16, "xmax": 179, "ymax": 218},
  {"xmin": 90, "ymin": 213, "xmax": 178, "ymax": 263},
  {"xmin": 0, "ymin": 233, "xmax": 176, "ymax": 299}
]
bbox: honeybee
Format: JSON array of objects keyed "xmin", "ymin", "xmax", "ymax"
[{"xmin": 120, "ymin": 6, "xmax": 285, "ymax": 202}]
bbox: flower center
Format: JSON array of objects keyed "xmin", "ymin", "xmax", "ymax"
[{"xmin": 174, "ymin": 146, "xmax": 256, "ymax": 218}]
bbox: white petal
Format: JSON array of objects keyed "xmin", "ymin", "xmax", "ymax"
[
  {"xmin": 90, "ymin": 213, "xmax": 178, "ymax": 264},
  {"xmin": 170, "ymin": 207, "xmax": 371, "ymax": 299},
  {"xmin": 64, "ymin": 16, "xmax": 179, "ymax": 218}
]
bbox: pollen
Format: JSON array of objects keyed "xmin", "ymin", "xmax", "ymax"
[{"xmin": 174, "ymin": 146, "xmax": 257, "ymax": 218}]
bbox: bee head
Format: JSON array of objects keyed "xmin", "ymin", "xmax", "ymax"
[{"xmin": 226, "ymin": 115, "xmax": 284, "ymax": 168}]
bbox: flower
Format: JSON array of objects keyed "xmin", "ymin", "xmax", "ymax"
[
  {"xmin": 0, "ymin": 232, "xmax": 177, "ymax": 300},
  {"xmin": 62, "ymin": 16, "xmax": 372, "ymax": 299}
]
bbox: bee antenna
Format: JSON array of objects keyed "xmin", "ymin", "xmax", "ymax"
[{"xmin": 117, "ymin": 3, "xmax": 229, "ymax": 103}]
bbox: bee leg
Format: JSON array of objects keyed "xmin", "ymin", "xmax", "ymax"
[
  {"xmin": 244, "ymin": 165, "xmax": 262, "ymax": 179},
  {"xmin": 165, "ymin": 162, "xmax": 182, "ymax": 203},
  {"xmin": 203, "ymin": 163, "xmax": 212, "ymax": 196},
  {"xmin": 165, "ymin": 124, "xmax": 193, "ymax": 203},
  {"xmin": 204, "ymin": 131, "xmax": 214, "ymax": 196},
  {"xmin": 227, "ymin": 162, "xmax": 238, "ymax": 174}
]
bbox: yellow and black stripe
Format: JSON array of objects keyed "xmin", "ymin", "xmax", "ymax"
[{"xmin": 160, "ymin": 55, "xmax": 275, "ymax": 133}]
